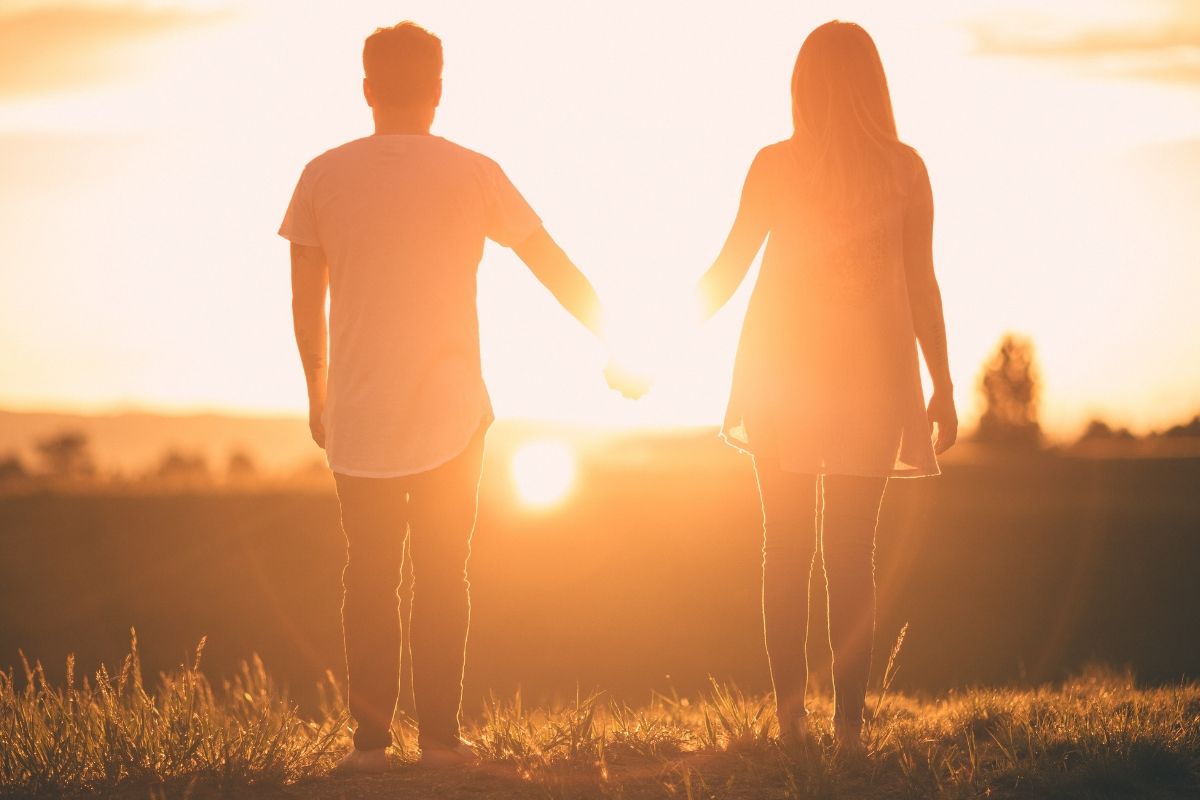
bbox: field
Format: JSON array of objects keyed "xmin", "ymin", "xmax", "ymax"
[
  {"xmin": 1, "ymin": 424, "xmax": 1199, "ymax": 796},
  {"xmin": 3, "ymin": 639, "xmax": 1199, "ymax": 799}
]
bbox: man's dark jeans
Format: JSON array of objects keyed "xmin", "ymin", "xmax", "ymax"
[
  {"xmin": 754, "ymin": 459, "xmax": 888, "ymax": 730},
  {"xmin": 333, "ymin": 428, "xmax": 485, "ymax": 751}
]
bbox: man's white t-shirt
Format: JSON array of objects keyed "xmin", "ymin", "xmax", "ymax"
[{"xmin": 279, "ymin": 135, "xmax": 542, "ymax": 477}]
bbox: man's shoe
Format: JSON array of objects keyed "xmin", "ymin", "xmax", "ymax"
[
  {"xmin": 778, "ymin": 714, "xmax": 811, "ymax": 750},
  {"xmin": 418, "ymin": 740, "xmax": 476, "ymax": 768},
  {"xmin": 833, "ymin": 719, "xmax": 865, "ymax": 755},
  {"xmin": 331, "ymin": 747, "xmax": 390, "ymax": 775}
]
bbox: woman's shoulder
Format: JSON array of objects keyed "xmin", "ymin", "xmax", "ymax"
[
  {"xmin": 760, "ymin": 139, "xmax": 794, "ymax": 155},
  {"xmin": 754, "ymin": 139, "xmax": 797, "ymax": 165},
  {"xmin": 894, "ymin": 142, "xmax": 927, "ymax": 179},
  {"xmin": 746, "ymin": 140, "xmax": 800, "ymax": 185}
]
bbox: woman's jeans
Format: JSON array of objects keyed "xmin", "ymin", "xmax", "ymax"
[
  {"xmin": 754, "ymin": 459, "xmax": 888, "ymax": 729},
  {"xmin": 333, "ymin": 428, "xmax": 485, "ymax": 751}
]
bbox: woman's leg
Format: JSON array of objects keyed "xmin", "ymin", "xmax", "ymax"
[
  {"xmin": 753, "ymin": 458, "xmax": 819, "ymax": 730},
  {"xmin": 819, "ymin": 474, "xmax": 888, "ymax": 735}
]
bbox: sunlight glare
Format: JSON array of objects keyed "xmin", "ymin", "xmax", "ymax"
[
  {"xmin": 603, "ymin": 290, "xmax": 704, "ymax": 392},
  {"xmin": 512, "ymin": 440, "xmax": 577, "ymax": 507}
]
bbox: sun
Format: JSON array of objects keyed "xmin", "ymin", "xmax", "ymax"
[{"xmin": 511, "ymin": 440, "xmax": 577, "ymax": 507}]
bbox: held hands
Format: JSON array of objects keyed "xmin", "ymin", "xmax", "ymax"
[
  {"xmin": 604, "ymin": 356, "xmax": 654, "ymax": 400},
  {"xmin": 602, "ymin": 313, "xmax": 656, "ymax": 399},
  {"xmin": 599, "ymin": 288, "xmax": 704, "ymax": 401},
  {"xmin": 927, "ymin": 389, "xmax": 958, "ymax": 454}
]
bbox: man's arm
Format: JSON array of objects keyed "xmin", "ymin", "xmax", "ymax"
[
  {"xmin": 510, "ymin": 228, "xmax": 656, "ymax": 396},
  {"xmin": 512, "ymin": 226, "xmax": 604, "ymax": 338},
  {"xmin": 290, "ymin": 243, "xmax": 329, "ymax": 448},
  {"xmin": 903, "ymin": 156, "xmax": 957, "ymax": 454}
]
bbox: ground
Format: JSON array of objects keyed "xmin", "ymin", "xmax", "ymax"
[{"xmin": 3, "ymin": 644, "xmax": 1199, "ymax": 799}]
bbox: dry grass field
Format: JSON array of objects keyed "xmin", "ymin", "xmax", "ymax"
[{"xmin": 3, "ymin": 636, "xmax": 1199, "ymax": 799}]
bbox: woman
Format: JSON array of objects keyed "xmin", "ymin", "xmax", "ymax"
[{"xmin": 696, "ymin": 21, "xmax": 957, "ymax": 747}]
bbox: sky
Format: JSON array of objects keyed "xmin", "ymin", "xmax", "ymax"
[{"xmin": 0, "ymin": 0, "xmax": 1198, "ymax": 438}]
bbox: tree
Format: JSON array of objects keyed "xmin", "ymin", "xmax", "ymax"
[
  {"xmin": 1162, "ymin": 415, "xmax": 1200, "ymax": 438},
  {"xmin": 1078, "ymin": 419, "xmax": 1135, "ymax": 443},
  {"xmin": 0, "ymin": 453, "xmax": 28, "ymax": 483},
  {"xmin": 35, "ymin": 430, "xmax": 96, "ymax": 479},
  {"xmin": 154, "ymin": 449, "xmax": 211, "ymax": 485},
  {"xmin": 975, "ymin": 334, "xmax": 1042, "ymax": 447},
  {"xmin": 226, "ymin": 448, "xmax": 258, "ymax": 483}
]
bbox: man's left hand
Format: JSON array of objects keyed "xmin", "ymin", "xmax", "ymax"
[{"xmin": 309, "ymin": 402, "xmax": 326, "ymax": 449}]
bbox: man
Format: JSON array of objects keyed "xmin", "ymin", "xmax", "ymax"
[{"xmin": 279, "ymin": 21, "xmax": 606, "ymax": 771}]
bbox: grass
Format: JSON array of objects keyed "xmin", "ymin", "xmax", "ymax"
[{"xmin": 2, "ymin": 634, "xmax": 1199, "ymax": 799}]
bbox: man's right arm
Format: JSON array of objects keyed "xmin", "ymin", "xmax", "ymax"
[
  {"xmin": 512, "ymin": 226, "xmax": 604, "ymax": 339},
  {"xmin": 290, "ymin": 242, "xmax": 329, "ymax": 448}
]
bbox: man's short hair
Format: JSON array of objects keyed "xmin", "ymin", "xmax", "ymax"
[{"xmin": 363, "ymin": 22, "xmax": 443, "ymax": 107}]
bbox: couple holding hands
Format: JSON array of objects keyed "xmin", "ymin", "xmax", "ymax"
[{"xmin": 280, "ymin": 19, "xmax": 957, "ymax": 771}]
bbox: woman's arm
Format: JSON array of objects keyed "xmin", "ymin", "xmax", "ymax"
[
  {"xmin": 903, "ymin": 152, "xmax": 958, "ymax": 453},
  {"xmin": 697, "ymin": 151, "xmax": 772, "ymax": 319}
]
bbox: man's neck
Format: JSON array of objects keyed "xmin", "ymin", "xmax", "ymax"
[{"xmin": 372, "ymin": 106, "xmax": 433, "ymax": 136}]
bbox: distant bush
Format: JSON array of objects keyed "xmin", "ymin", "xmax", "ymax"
[
  {"xmin": 34, "ymin": 430, "xmax": 96, "ymax": 480},
  {"xmin": 1073, "ymin": 413, "xmax": 1200, "ymax": 449},
  {"xmin": 1078, "ymin": 419, "xmax": 1135, "ymax": 443},
  {"xmin": 152, "ymin": 449, "xmax": 211, "ymax": 486},
  {"xmin": 226, "ymin": 448, "xmax": 259, "ymax": 483},
  {"xmin": 0, "ymin": 454, "xmax": 28, "ymax": 484},
  {"xmin": 1161, "ymin": 415, "xmax": 1200, "ymax": 439}
]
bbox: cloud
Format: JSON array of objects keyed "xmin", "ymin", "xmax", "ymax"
[
  {"xmin": 968, "ymin": 1, "xmax": 1200, "ymax": 83},
  {"xmin": 0, "ymin": 2, "xmax": 230, "ymax": 98},
  {"xmin": 972, "ymin": 20, "xmax": 1200, "ymax": 58}
]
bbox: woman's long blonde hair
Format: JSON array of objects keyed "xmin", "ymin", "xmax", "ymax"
[{"xmin": 790, "ymin": 21, "xmax": 906, "ymax": 207}]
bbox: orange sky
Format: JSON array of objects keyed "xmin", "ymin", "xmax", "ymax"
[{"xmin": 1, "ymin": 0, "xmax": 1198, "ymax": 438}]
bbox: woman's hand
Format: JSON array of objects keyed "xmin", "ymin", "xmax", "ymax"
[{"xmin": 927, "ymin": 389, "xmax": 958, "ymax": 454}]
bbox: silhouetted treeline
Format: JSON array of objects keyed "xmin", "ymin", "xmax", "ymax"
[
  {"xmin": 0, "ymin": 430, "xmax": 329, "ymax": 491},
  {"xmin": 3, "ymin": 332, "xmax": 1200, "ymax": 491},
  {"xmin": 972, "ymin": 333, "xmax": 1200, "ymax": 451},
  {"xmin": 1073, "ymin": 414, "xmax": 1200, "ymax": 451}
]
